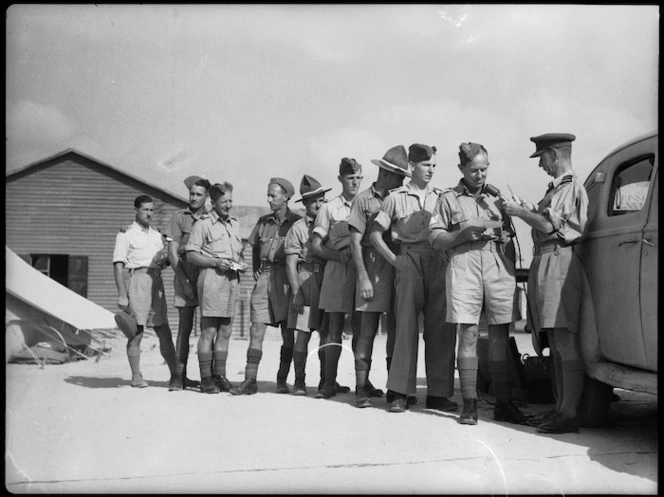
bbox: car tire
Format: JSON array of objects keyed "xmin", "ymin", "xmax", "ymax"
[{"xmin": 578, "ymin": 375, "xmax": 613, "ymax": 427}]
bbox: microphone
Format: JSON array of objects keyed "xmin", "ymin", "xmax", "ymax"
[{"xmin": 484, "ymin": 183, "xmax": 504, "ymax": 199}]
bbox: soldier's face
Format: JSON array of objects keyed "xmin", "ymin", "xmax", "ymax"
[
  {"xmin": 411, "ymin": 157, "xmax": 436, "ymax": 183},
  {"xmin": 214, "ymin": 192, "xmax": 233, "ymax": 217},
  {"xmin": 538, "ymin": 150, "xmax": 556, "ymax": 177},
  {"xmin": 135, "ymin": 202, "xmax": 154, "ymax": 227},
  {"xmin": 339, "ymin": 172, "xmax": 363, "ymax": 197},
  {"xmin": 189, "ymin": 185, "xmax": 207, "ymax": 211},
  {"xmin": 385, "ymin": 170, "xmax": 406, "ymax": 190},
  {"xmin": 267, "ymin": 184, "xmax": 289, "ymax": 211},
  {"xmin": 305, "ymin": 195, "xmax": 326, "ymax": 218},
  {"xmin": 459, "ymin": 152, "xmax": 489, "ymax": 192}
]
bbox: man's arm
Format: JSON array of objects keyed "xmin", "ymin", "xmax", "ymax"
[
  {"xmin": 113, "ymin": 261, "xmax": 129, "ymax": 310},
  {"xmin": 350, "ymin": 228, "xmax": 373, "ymax": 301},
  {"xmin": 285, "ymin": 253, "xmax": 304, "ymax": 313},
  {"xmin": 369, "ymin": 225, "xmax": 398, "ymax": 269},
  {"xmin": 503, "ymin": 201, "xmax": 555, "ymax": 234},
  {"xmin": 311, "ymin": 234, "xmax": 346, "ymax": 262}
]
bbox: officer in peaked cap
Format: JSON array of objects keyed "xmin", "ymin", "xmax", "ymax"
[
  {"xmin": 347, "ymin": 145, "xmax": 409, "ymax": 408},
  {"xmin": 370, "ymin": 143, "xmax": 458, "ymax": 414},
  {"xmin": 312, "ymin": 157, "xmax": 364, "ymax": 399},
  {"xmin": 283, "ymin": 174, "xmax": 332, "ymax": 395},
  {"xmin": 503, "ymin": 132, "xmax": 588, "ymax": 434},
  {"xmin": 230, "ymin": 176, "xmax": 302, "ymax": 396}
]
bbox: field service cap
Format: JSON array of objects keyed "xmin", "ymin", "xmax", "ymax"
[
  {"xmin": 339, "ymin": 157, "xmax": 362, "ymax": 176},
  {"xmin": 209, "ymin": 182, "xmax": 233, "ymax": 202},
  {"xmin": 529, "ymin": 133, "xmax": 576, "ymax": 158},
  {"xmin": 370, "ymin": 145, "xmax": 411, "ymax": 177},
  {"xmin": 296, "ymin": 174, "xmax": 332, "ymax": 203},
  {"xmin": 183, "ymin": 175, "xmax": 203, "ymax": 189},
  {"xmin": 269, "ymin": 177, "xmax": 295, "ymax": 199},
  {"xmin": 408, "ymin": 143, "xmax": 437, "ymax": 163},
  {"xmin": 458, "ymin": 142, "xmax": 485, "ymax": 165}
]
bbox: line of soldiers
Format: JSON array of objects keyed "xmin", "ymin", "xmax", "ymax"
[{"xmin": 113, "ymin": 133, "xmax": 588, "ymax": 434}]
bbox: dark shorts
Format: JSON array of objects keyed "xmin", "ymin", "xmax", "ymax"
[{"xmin": 250, "ymin": 265, "xmax": 291, "ymax": 325}]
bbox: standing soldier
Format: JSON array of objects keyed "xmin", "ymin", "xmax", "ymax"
[
  {"xmin": 164, "ymin": 175, "xmax": 210, "ymax": 391},
  {"xmin": 370, "ymin": 144, "xmax": 458, "ymax": 414},
  {"xmin": 504, "ymin": 133, "xmax": 588, "ymax": 434},
  {"xmin": 230, "ymin": 178, "xmax": 301, "ymax": 395},
  {"xmin": 429, "ymin": 142, "xmax": 529, "ymax": 425},
  {"xmin": 284, "ymin": 175, "xmax": 331, "ymax": 395},
  {"xmin": 312, "ymin": 158, "xmax": 363, "ymax": 399},
  {"xmin": 113, "ymin": 194, "xmax": 177, "ymax": 388},
  {"xmin": 348, "ymin": 145, "xmax": 409, "ymax": 408},
  {"xmin": 185, "ymin": 182, "xmax": 247, "ymax": 394}
]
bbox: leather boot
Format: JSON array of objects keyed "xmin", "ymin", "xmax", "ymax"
[
  {"xmin": 169, "ymin": 373, "xmax": 184, "ymax": 391},
  {"xmin": 356, "ymin": 387, "xmax": 374, "ymax": 409},
  {"xmin": 131, "ymin": 373, "xmax": 148, "ymax": 388},
  {"xmin": 212, "ymin": 374, "xmax": 233, "ymax": 392},
  {"xmin": 494, "ymin": 401, "xmax": 530, "ymax": 425},
  {"xmin": 276, "ymin": 346, "xmax": 293, "ymax": 394},
  {"xmin": 537, "ymin": 412, "xmax": 580, "ymax": 434},
  {"xmin": 230, "ymin": 377, "xmax": 258, "ymax": 396},
  {"xmin": 527, "ymin": 409, "xmax": 558, "ymax": 427},
  {"xmin": 386, "ymin": 390, "xmax": 417, "ymax": 406},
  {"xmin": 200, "ymin": 376, "xmax": 220, "ymax": 394},
  {"xmin": 458, "ymin": 399, "xmax": 478, "ymax": 425},
  {"xmin": 182, "ymin": 367, "xmax": 200, "ymax": 389}
]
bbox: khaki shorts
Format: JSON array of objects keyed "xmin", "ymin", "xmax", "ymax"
[
  {"xmin": 529, "ymin": 246, "xmax": 583, "ymax": 332},
  {"xmin": 197, "ymin": 267, "xmax": 239, "ymax": 318},
  {"xmin": 127, "ymin": 268, "xmax": 169, "ymax": 327},
  {"xmin": 250, "ymin": 265, "xmax": 291, "ymax": 325},
  {"xmin": 287, "ymin": 264, "xmax": 325, "ymax": 331},
  {"xmin": 355, "ymin": 247, "xmax": 395, "ymax": 313},
  {"xmin": 319, "ymin": 259, "xmax": 356, "ymax": 314},
  {"xmin": 445, "ymin": 242, "xmax": 516, "ymax": 325},
  {"xmin": 173, "ymin": 261, "xmax": 200, "ymax": 308}
]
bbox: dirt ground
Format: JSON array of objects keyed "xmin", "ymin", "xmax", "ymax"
[{"xmin": 5, "ymin": 324, "xmax": 658, "ymax": 494}]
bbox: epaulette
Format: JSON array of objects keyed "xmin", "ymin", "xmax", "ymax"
[
  {"xmin": 119, "ymin": 224, "xmax": 132, "ymax": 233},
  {"xmin": 198, "ymin": 212, "xmax": 210, "ymax": 220},
  {"xmin": 154, "ymin": 227, "xmax": 162, "ymax": 233},
  {"xmin": 432, "ymin": 187, "xmax": 443, "ymax": 196},
  {"xmin": 560, "ymin": 175, "xmax": 574, "ymax": 185},
  {"xmin": 390, "ymin": 185, "xmax": 408, "ymax": 194}
]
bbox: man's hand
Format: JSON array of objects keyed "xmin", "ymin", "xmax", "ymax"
[
  {"xmin": 358, "ymin": 274, "xmax": 374, "ymax": 301},
  {"xmin": 253, "ymin": 269, "xmax": 262, "ymax": 281},
  {"xmin": 117, "ymin": 295, "xmax": 129, "ymax": 311},
  {"xmin": 460, "ymin": 225, "xmax": 488, "ymax": 242},
  {"xmin": 291, "ymin": 292, "xmax": 305, "ymax": 314}
]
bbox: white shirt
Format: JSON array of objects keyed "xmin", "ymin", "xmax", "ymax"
[{"xmin": 112, "ymin": 221, "xmax": 165, "ymax": 269}]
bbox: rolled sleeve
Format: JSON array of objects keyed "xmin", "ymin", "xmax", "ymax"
[
  {"xmin": 374, "ymin": 194, "xmax": 396, "ymax": 231},
  {"xmin": 284, "ymin": 224, "xmax": 304, "ymax": 256},
  {"xmin": 348, "ymin": 197, "xmax": 366, "ymax": 235},
  {"xmin": 164, "ymin": 213, "xmax": 180, "ymax": 242},
  {"xmin": 112, "ymin": 232, "xmax": 129, "ymax": 265},
  {"xmin": 313, "ymin": 203, "xmax": 330, "ymax": 239},
  {"xmin": 427, "ymin": 196, "xmax": 453, "ymax": 245},
  {"xmin": 184, "ymin": 222, "xmax": 205, "ymax": 253}
]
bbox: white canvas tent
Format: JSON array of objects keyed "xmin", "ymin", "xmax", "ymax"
[{"xmin": 5, "ymin": 246, "xmax": 118, "ymax": 363}]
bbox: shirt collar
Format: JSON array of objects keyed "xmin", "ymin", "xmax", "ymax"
[
  {"xmin": 132, "ymin": 220, "xmax": 151, "ymax": 233},
  {"xmin": 184, "ymin": 206, "xmax": 208, "ymax": 219},
  {"xmin": 369, "ymin": 183, "xmax": 385, "ymax": 201},
  {"xmin": 453, "ymin": 180, "xmax": 488, "ymax": 198},
  {"xmin": 404, "ymin": 181, "xmax": 433, "ymax": 197},
  {"xmin": 548, "ymin": 172, "xmax": 575, "ymax": 191},
  {"xmin": 267, "ymin": 208, "xmax": 297, "ymax": 226},
  {"xmin": 210, "ymin": 210, "xmax": 235, "ymax": 225}
]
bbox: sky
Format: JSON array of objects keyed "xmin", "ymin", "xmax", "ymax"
[{"xmin": 5, "ymin": 4, "xmax": 659, "ymax": 262}]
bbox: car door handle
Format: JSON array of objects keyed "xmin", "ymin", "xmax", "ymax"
[
  {"xmin": 642, "ymin": 239, "xmax": 655, "ymax": 247},
  {"xmin": 618, "ymin": 239, "xmax": 640, "ymax": 246}
]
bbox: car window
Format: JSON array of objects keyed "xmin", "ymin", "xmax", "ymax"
[{"xmin": 609, "ymin": 155, "xmax": 654, "ymax": 216}]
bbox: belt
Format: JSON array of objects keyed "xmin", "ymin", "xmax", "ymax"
[
  {"xmin": 299, "ymin": 261, "xmax": 322, "ymax": 273},
  {"xmin": 453, "ymin": 240, "xmax": 501, "ymax": 254},
  {"xmin": 260, "ymin": 260, "xmax": 285, "ymax": 271},
  {"xmin": 128, "ymin": 267, "xmax": 161, "ymax": 275},
  {"xmin": 533, "ymin": 241, "xmax": 572, "ymax": 256},
  {"xmin": 400, "ymin": 241, "xmax": 432, "ymax": 253}
]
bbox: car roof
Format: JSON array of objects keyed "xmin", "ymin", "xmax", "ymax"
[{"xmin": 598, "ymin": 130, "xmax": 658, "ymax": 164}]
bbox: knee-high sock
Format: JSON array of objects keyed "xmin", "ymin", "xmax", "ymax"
[
  {"xmin": 127, "ymin": 341, "xmax": 141, "ymax": 376},
  {"xmin": 245, "ymin": 348, "xmax": 263, "ymax": 380},
  {"xmin": 293, "ymin": 350, "xmax": 306, "ymax": 384},
  {"xmin": 458, "ymin": 357, "xmax": 479, "ymax": 400},
  {"xmin": 489, "ymin": 360, "xmax": 512, "ymax": 403},
  {"xmin": 561, "ymin": 359, "xmax": 585, "ymax": 417},
  {"xmin": 324, "ymin": 342, "xmax": 342, "ymax": 388},
  {"xmin": 198, "ymin": 351, "xmax": 213, "ymax": 379},
  {"xmin": 212, "ymin": 351, "xmax": 228, "ymax": 376},
  {"xmin": 277, "ymin": 346, "xmax": 294, "ymax": 383}
]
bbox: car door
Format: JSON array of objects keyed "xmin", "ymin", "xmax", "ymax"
[{"xmin": 584, "ymin": 137, "xmax": 656, "ymax": 370}]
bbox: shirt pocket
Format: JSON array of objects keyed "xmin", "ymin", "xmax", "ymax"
[{"xmin": 207, "ymin": 231, "xmax": 229, "ymax": 254}]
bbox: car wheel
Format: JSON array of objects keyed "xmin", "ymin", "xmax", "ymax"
[{"xmin": 578, "ymin": 375, "xmax": 613, "ymax": 427}]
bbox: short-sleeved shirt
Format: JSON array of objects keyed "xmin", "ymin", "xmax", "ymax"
[
  {"xmin": 348, "ymin": 184, "xmax": 396, "ymax": 251},
  {"xmin": 374, "ymin": 182, "xmax": 441, "ymax": 244},
  {"xmin": 164, "ymin": 207, "xmax": 208, "ymax": 254},
  {"xmin": 184, "ymin": 210, "xmax": 243, "ymax": 261},
  {"xmin": 533, "ymin": 173, "xmax": 588, "ymax": 245},
  {"xmin": 112, "ymin": 221, "xmax": 165, "ymax": 269},
  {"xmin": 284, "ymin": 214, "xmax": 325, "ymax": 265},
  {"xmin": 428, "ymin": 180, "xmax": 514, "ymax": 243},
  {"xmin": 248, "ymin": 209, "xmax": 302, "ymax": 264},
  {"xmin": 313, "ymin": 194, "xmax": 353, "ymax": 250}
]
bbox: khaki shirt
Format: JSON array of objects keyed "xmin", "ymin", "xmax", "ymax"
[
  {"xmin": 533, "ymin": 173, "xmax": 588, "ymax": 245},
  {"xmin": 184, "ymin": 210, "xmax": 243, "ymax": 261},
  {"xmin": 248, "ymin": 209, "xmax": 301, "ymax": 264},
  {"xmin": 284, "ymin": 214, "xmax": 325, "ymax": 265},
  {"xmin": 112, "ymin": 221, "xmax": 165, "ymax": 269},
  {"xmin": 428, "ymin": 180, "xmax": 513, "ymax": 244},
  {"xmin": 165, "ymin": 207, "xmax": 208, "ymax": 254},
  {"xmin": 348, "ymin": 184, "xmax": 395, "ymax": 250},
  {"xmin": 374, "ymin": 182, "xmax": 441, "ymax": 244},
  {"xmin": 313, "ymin": 194, "xmax": 353, "ymax": 250}
]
